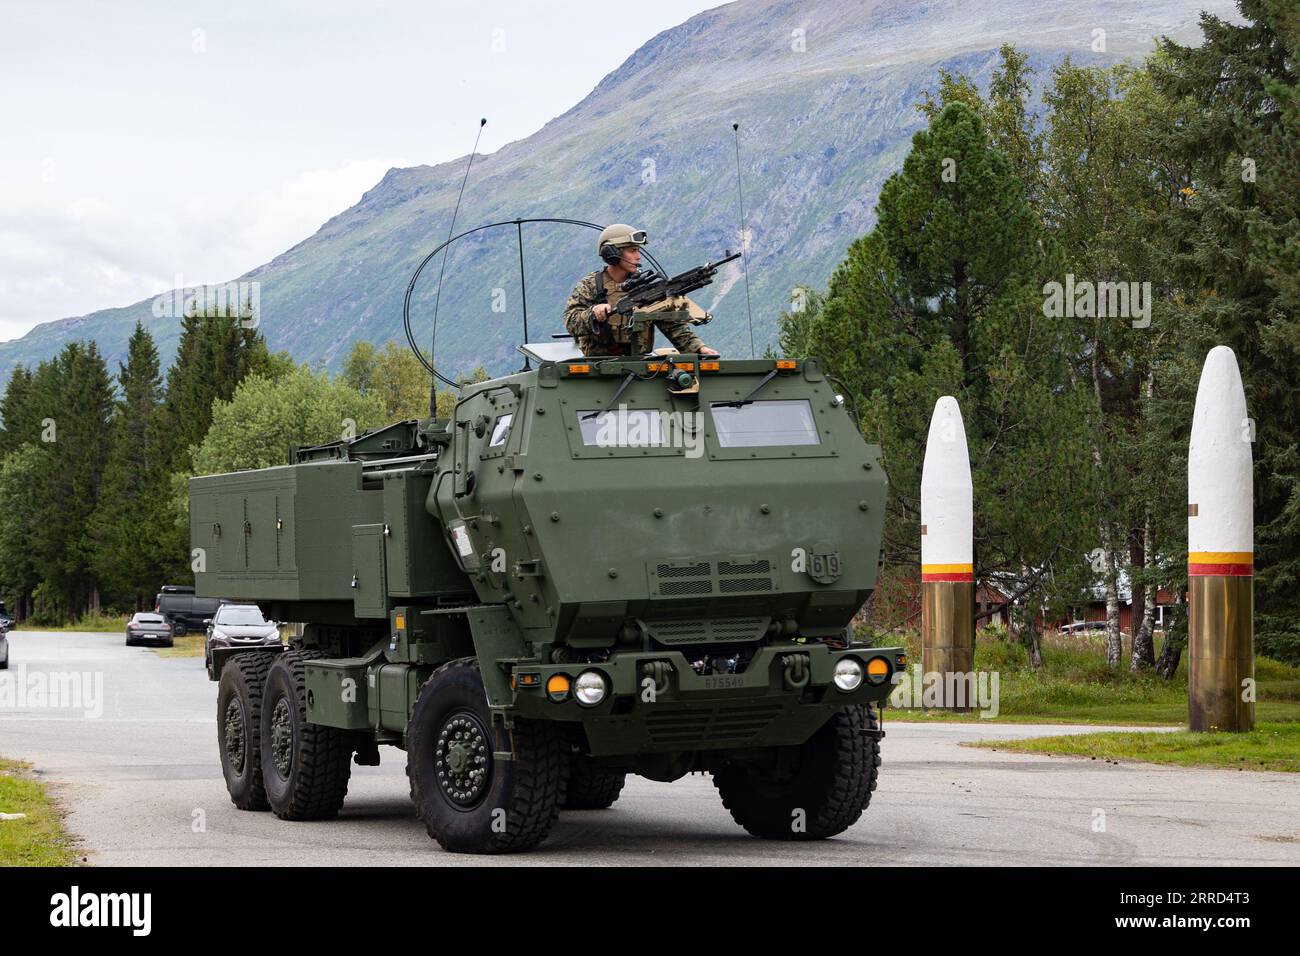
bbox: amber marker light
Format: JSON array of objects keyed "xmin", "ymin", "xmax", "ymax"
[
  {"xmin": 546, "ymin": 674, "xmax": 572, "ymax": 702},
  {"xmin": 866, "ymin": 657, "xmax": 890, "ymax": 684},
  {"xmin": 700, "ymin": 361, "xmax": 720, "ymax": 371},
  {"xmin": 776, "ymin": 359, "xmax": 797, "ymax": 370}
]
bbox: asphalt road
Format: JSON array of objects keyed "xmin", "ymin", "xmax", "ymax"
[{"xmin": 1, "ymin": 630, "xmax": 1297, "ymax": 866}]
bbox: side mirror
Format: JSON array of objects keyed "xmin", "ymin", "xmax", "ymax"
[{"xmin": 203, "ymin": 619, "xmax": 212, "ymax": 625}]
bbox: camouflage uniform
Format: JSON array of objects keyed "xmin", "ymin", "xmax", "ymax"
[{"xmin": 563, "ymin": 269, "xmax": 707, "ymax": 357}]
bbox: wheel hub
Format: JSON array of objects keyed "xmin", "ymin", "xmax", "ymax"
[
  {"xmin": 270, "ymin": 697, "xmax": 294, "ymax": 777},
  {"xmin": 224, "ymin": 698, "xmax": 246, "ymax": 773},
  {"xmin": 435, "ymin": 712, "xmax": 491, "ymax": 807}
]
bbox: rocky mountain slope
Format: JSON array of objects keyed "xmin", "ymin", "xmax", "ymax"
[{"xmin": 0, "ymin": 0, "xmax": 1235, "ymax": 384}]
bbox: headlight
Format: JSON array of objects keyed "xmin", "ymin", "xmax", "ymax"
[
  {"xmin": 833, "ymin": 657, "xmax": 864, "ymax": 692},
  {"xmin": 574, "ymin": 670, "xmax": 608, "ymax": 706}
]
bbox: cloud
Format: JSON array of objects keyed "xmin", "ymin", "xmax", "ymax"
[{"xmin": 0, "ymin": 157, "xmax": 408, "ymax": 343}]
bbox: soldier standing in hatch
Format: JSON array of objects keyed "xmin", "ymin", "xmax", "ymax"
[{"xmin": 563, "ymin": 224, "xmax": 720, "ymax": 358}]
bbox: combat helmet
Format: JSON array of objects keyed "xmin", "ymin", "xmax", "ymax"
[{"xmin": 598, "ymin": 223, "xmax": 648, "ymax": 264}]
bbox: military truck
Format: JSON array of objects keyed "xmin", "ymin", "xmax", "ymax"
[{"xmin": 191, "ymin": 346, "xmax": 902, "ymax": 853}]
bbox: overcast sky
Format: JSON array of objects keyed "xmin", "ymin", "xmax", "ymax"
[{"xmin": 0, "ymin": 0, "xmax": 721, "ymax": 342}]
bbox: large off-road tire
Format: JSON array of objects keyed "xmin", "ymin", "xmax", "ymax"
[
  {"xmin": 407, "ymin": 658, "xmax": 568, "ymax": 853},
  {"xmin": 259, "ymin": 650, "xmax": 353, "ymax": 820},
  {"xmin": 216, "ymin": 651, "xmax": 277, "ymax": 810},
  {"xmin": 563, "ymin": 754, "xmax": 626, "ymax": 809},
  {"xmin": 713, "ymin": 703, "xmax": 880, "ymax": 840}
]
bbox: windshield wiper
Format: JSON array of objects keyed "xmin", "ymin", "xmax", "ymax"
[
  {"xmin": 719, "ymin": 369, "xmax": 779, "ymax": 408},
  {"xmin": 582, "ymin": 371, "xmax": 638, "ymax": 421}
]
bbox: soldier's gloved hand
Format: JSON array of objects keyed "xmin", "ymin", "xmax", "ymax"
[{"xmin": 591, "ymin": 303, "xmax": 611, "ymax": 324}]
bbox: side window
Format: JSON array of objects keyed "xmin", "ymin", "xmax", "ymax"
[{"xmin": 489, "ymin": 413, "xmax": 513, "ymax": 448}]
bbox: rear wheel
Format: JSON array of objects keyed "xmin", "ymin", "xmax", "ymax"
[
  {"xmin": 259, "ymin": 650, "xmax": 353, "ymax": 820},
  {"xmin": 216, "ymin": 651, "xmax": 277, "ymax": 810},
  {"xmin": 408, "ymin": 658, "xmax": 568, "ymax": 853},
  {"xmin": 563, "ymin": 755, "xmax": 626, "ymax": 809},
  {"xmin": 713, "ymin": 703, "xmax": 880, "ymax": 840}
]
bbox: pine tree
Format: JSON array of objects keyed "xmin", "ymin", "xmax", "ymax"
[
  {"xmin": 25, "ymin": 343, "xmax": 115, "ymax": 619},
  {"xmin": 89, "ymin": 322, "xmax": 166, "ymax": 609},
  {"xmin": 0, "ymin": 365, "xmax": 36, "ymax": 455}
]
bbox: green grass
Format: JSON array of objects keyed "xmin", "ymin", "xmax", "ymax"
[
  {"xmin": 872, "ymin": 627, "xmax": 1300, "ymax": 726},
  {"xmin": 972, "ymin": 721, "xmax": 1300, "ymax": 772},
  {"xmin": 19, "ymin": 611, "xmax": 130, "ymax": 633},
  {"xmin": 0, "ymin": 759, "xmax": 79, "ymax": 866},
  {"xmin": 155, "ymin": 634, "xmax": 205, "ymax": 659}
]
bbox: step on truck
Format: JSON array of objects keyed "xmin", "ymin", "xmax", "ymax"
[{"xmin": 191, "ymin": 349, "xmax": 902, "ymax": 853}]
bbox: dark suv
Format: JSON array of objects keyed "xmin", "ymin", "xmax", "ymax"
[{"xmin": 155, "ymin": 585, "xmax": 223, "ymax": 636}]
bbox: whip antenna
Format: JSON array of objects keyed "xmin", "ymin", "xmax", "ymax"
[
  {"xmin": 429, "ymin": 117, "xmax": 487, "ymax": 416},
  {"xmin": 732, "ymin": 122, "xmax": 756, "ymax": 359}
]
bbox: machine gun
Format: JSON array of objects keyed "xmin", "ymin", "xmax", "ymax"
[{"xmin": 609, "ymin": 251, "xmax": 741, "ymax": 320}]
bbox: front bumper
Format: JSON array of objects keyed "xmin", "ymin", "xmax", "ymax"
[{"xmin": 509, "ymin": 643, "xmax": 904, "ymax": 756}]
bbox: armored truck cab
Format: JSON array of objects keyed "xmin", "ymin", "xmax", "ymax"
[{"xmin": 192, "ymin": 351, "xmax": 902, "ymax": 853}]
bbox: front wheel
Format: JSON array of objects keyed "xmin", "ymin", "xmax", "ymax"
[
  {"xmin": 713, "ymin": 703, "xmax": 880, "ymax": 840},
  {"xmin": 563, "ymin": 754, "xmax": 626, "ymax": 809},
  {"xmin": 407, "ymin": 658, "xmax": 568, "ymax": 853}
]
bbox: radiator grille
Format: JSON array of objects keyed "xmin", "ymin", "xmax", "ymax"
[
  {"xmin": 658, "ymin": 562, "xmax": 710, "ymax": 578},
  {"xmin": 649, "ymin": 557, "xmax": 777, "ymax": 597},
  {"xmin": 647, "ymin": 616, "xmax": 768, "ymax": 645},
  {"xmin": 720, "ymin": 577, "xmax": 772, "ymax": 593}
]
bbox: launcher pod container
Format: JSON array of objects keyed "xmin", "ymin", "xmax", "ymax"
[{"xmin": 191, "ymin": 352, "xmax": 901, "ymax": 853}]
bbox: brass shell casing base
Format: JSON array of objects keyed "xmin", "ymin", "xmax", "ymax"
[
  {"xmin": 921, "ymin": 581, "xmax": 975, "ymax": 711},
  {"xmin": 1188, "ymin": 575, "xmax": 1254, "ymax": 733}
]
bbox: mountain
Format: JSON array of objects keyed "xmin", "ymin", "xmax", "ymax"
[{"xmin": 0, "ymin": 0, "xmax": 1236, "ymax": 385}]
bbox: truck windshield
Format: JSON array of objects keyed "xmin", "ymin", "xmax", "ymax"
[{"xmin": 709, "ymin": 399, "xmax": 820, "ymax": 447}]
